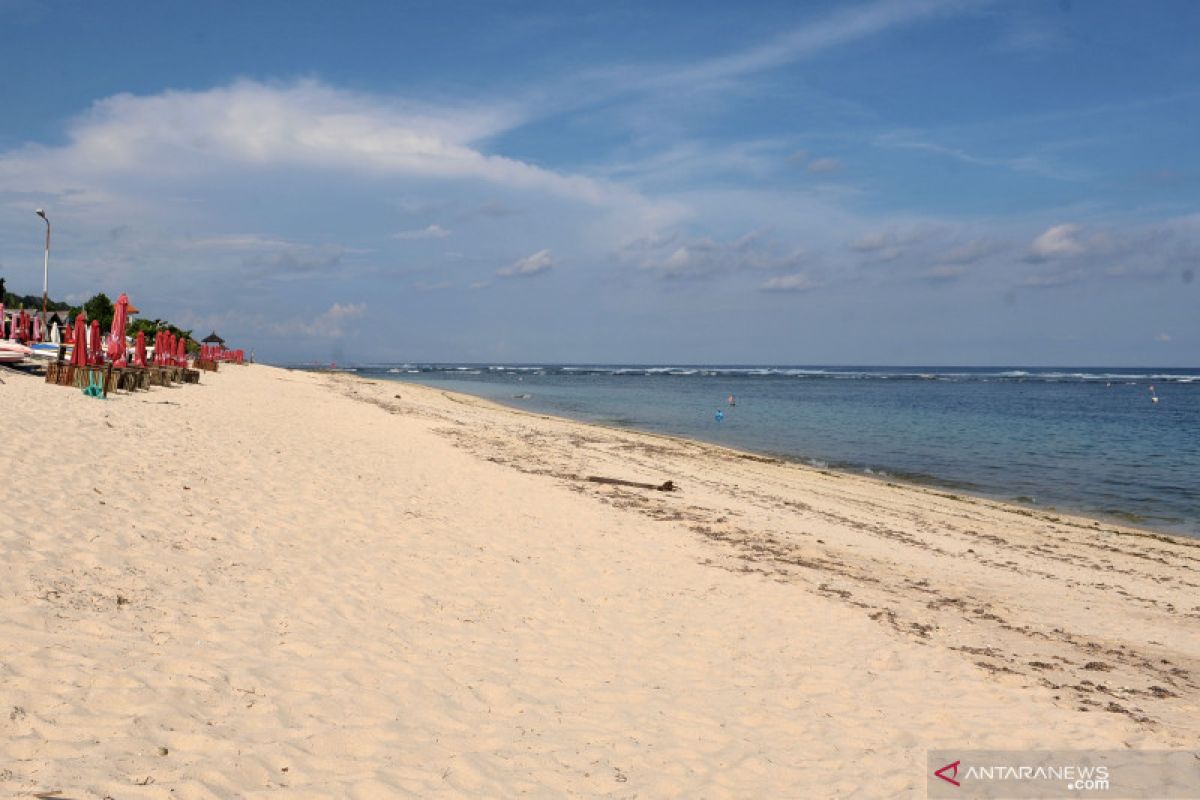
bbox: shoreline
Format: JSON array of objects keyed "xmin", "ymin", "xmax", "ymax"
[
  {"xmin": 369, "ymin": 369, "xmax": 1200, "ymax": 543},
  {"xmin": 327, "ymin": 371, "xmax": 1200, "ymax": 713},
  {"xmin": 3, "ymin": 363, "xmax": 1198, "ymax": 796}
]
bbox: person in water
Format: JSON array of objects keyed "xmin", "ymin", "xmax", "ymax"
[
  {"xmin": 728, "ymin": 394, "xmax": 736, "ymax": 406},
  {"xmin": 715, "ymin": 409, "xmax": 725, "ymax": 422}
]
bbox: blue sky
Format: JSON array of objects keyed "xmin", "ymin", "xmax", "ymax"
[{"xmin": 0, "ymin": 0, "xmax": 1196, "ymax": 365}]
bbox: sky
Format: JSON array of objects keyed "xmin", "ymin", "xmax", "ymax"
[{"xmin": 0, "ymin": 0, "xmax": 1197, "ymax": 365}]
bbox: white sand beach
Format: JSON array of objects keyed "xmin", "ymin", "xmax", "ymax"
[{"xmin": 2, "ymin": 364, "xmax": 1198, "ymax": 798}]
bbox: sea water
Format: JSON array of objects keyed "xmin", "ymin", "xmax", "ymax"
[{"xmin": 354, "ymin": 365, "xmax": 1199, "ymax": 537}]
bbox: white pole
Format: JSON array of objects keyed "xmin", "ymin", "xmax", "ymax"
[{"xmin": 36, "ymin": 209, "xmax": 50, "ymax": 330}]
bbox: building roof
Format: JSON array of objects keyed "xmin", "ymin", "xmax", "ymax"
[{"xmin": 201, "ymin": 331, "xmax": 226, "ymax": 344}]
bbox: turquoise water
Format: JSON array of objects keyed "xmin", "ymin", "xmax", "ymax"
[{"xmin": 350, "ymin": 365, "xmax": 1199, "ymax": 536}]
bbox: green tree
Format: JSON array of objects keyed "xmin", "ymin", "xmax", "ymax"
[
  {"xmin": 0, "ymin": 275, "xmax": 71, "ymax": 311},
  {"xmin": 83, "ymin": 293, "xmax": 115, "ymax": 330},
  {"xmin": 127, "ymin": 317, "xmax": 196, "ymax": 352}
]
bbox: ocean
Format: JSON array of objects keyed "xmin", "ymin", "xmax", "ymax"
[{"xmin": 348, "ymin": 364, "xmax": 1199, "ymax": 537}]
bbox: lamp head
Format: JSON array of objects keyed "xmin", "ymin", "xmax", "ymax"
[{"xmin": 35, "ymin": 208, "xmax": 47, "ymax": 220}]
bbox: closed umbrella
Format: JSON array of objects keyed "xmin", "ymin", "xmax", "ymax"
[
  {"xmin": 33, "ymin": 315, "xmax": 42, "ymax": 343},
  {"xmin": 176, "ymin": 337, "xmax": 187, "ymax": 366},
  {"xmin": 70, "ymin": 314, "xmax": 88, "ymax": 367},
  {"xmin": 109, "ymin": 293, "xmax": 130, "ymax": 367},
  {"xmin": 89, "ymin": 320, "xmax": 102, "ymax": 365},
  {"xmin": 50, "ymin": 321, "xmax": 61, "ymax": 344},
  {"xmin": 134, "ymin": 330, "xmax": 146, "ymax": 368}
]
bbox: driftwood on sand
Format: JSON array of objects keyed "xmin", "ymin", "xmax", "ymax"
[{"xmin": 586, "ymin": 476, "xmax": 676, "ymax": 492}]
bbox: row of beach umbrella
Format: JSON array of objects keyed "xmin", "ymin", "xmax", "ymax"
[
  {"xmin": 3, "ymin": 293, "xmax": 241, "ymax": 370},
  {"xmin": 198, "ymin": 343, "xmax": 245, "ymax": 364},
  {"xmin": 4, "ymin": 292, "xmax": 194, "ymax": 369},
  {"xmin": 0, "ymin": 305, "xmax": 59, "ymax": 344}
]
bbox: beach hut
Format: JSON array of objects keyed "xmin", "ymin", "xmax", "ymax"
[{"xmin": 201, "ymin": 331, "xmax": 226, "ymax": 349}]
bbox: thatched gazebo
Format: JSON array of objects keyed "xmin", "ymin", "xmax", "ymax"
[{"xmin": 201, "ymin": 331, "xmax": 226, "ymax": 348}]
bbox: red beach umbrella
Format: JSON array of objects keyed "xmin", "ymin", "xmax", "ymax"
[
  {"xmin": 134, "ymin": 331, "xmax": 146, "ymax": 368},
  {"xmin": 89, "ymin": 320, "xmax": 103, "ymax": 365},
  {"xmin": 109, "ymin": 293, "xmax": 130, "ymax": 367},
  {"xmin": 70, "ymin": 314, "xmax": 88, "ymax": 367},
  {"xmin": 176, "ymin": 337, "xmax": 187, "ymax": 366}
]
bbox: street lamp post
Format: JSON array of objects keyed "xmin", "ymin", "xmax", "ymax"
[{"xmin": 35, "ymin": 209, "xmax": 50, "ymax": 332}]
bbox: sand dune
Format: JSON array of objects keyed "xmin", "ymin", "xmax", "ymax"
[{"xmin": 1, "ymin": 364, "xmax": 1197, "ymax": 798}]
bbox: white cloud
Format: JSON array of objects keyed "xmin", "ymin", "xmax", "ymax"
[
  {"xmin": 0, "ymin": 79, "xmax": 641, "ymax": 208},
  {"xmin": 653, "ymin": 0, "xmax": 972, "ymax": 90},
  {"xmin": 1155, "ymin": 332, "xmax": 1171, "ymax": 343},
  {"xmin": 392, "ymin": 224, "xmax": 451, "ymax": 240},
  {"xmin": 185, "ymin": 234, "xmax": 297, "ymax": 251},
  {"xmin": 623, "ymin": 228, "xmax": 807, "ymax": 279},
  {"xmin": 850, "ymin": 229, "xmax": 922, "ymax": 262},
  {"xmin": 324, "ymin": 302, "xmax": 366, "ymax": 320},
  {"xmin": 760, "ymin": 273, "xmax": 815, "ymax": 292},
  {"xmin": 174, "ymin": 302, "xmax": 366, "ymax": 341},
  {"xmin": 497, "ymin": 249, "xmax": 554, "ymax": 278},
  {"xmin": 873, "ymin": 130, "xmax": 1080, "ymax": 181},
  {"xmin": 268, "ymin": 302, "xmax": 366, "ymax": 338},
  {"xmin": 1029, "ymin": 223, "xmax": 1086, "ymax": 259}
]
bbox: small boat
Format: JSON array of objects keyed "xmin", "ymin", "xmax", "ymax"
[
  {"xmin": 27, "ymin": 342, "xmax": 70, "ymax": 360},
  {"xmin": 0, "ymin": 341, "xmax": 33, "ymax": 364}
]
